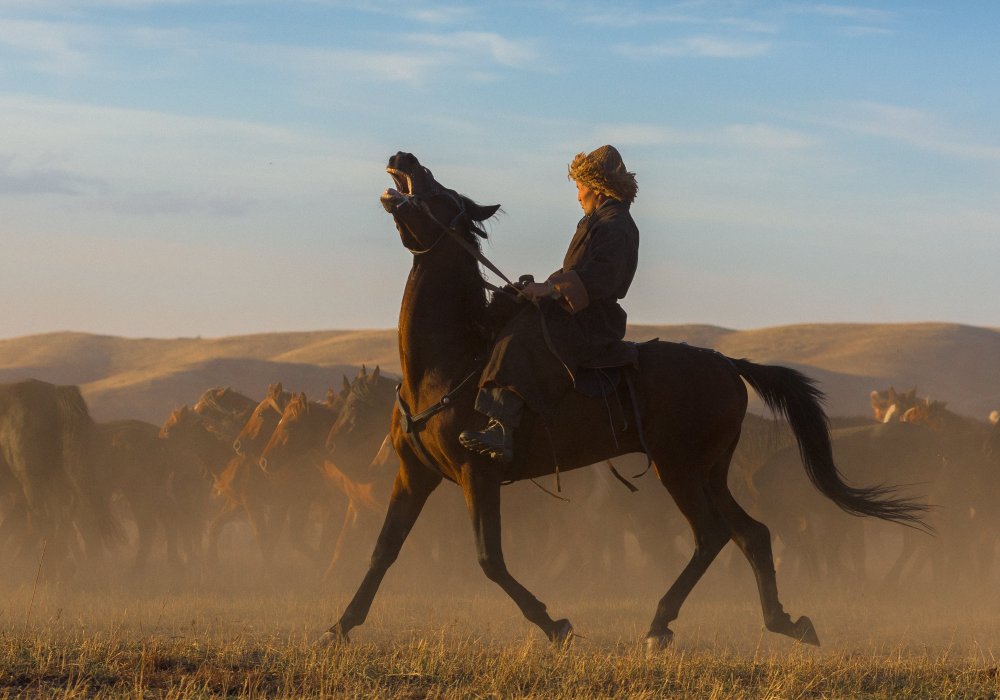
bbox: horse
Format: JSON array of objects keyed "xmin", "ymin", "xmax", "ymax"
[
  {"xmin": 96, "ymin": 419, "xmax": 183, "ymax": 574},
  {"xmin": 159, "ymin": 404, "xmax": 239, "ymax": 562},
  {"xmin": 193, "ymin": 386, "xmax": 258, "ymax": 441},
  {"xmin": 870, "ymin": 387, "xmax": 921, "ymax": 423},
  {"xmin": 321, "ymin": 152, "xmax": 926, "ymax": 650},
  {"xmin": 207, "ymin": 383, "xmax": 295, "ymax": 565},
  {"xmin": 251, "ymin": 389, "xmax": 349, "ymax": 565},
  {"xmin": 893, "ymin": 400, "xmax": 999, "ymax": 585},
  {"xmin": 0, "ymin": 380, "xmax": 123, "ymax": 579}
]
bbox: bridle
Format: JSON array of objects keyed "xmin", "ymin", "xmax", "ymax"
[{"xmin": 389, "ymin": 176, "xmax": 523, "ymax": 299}]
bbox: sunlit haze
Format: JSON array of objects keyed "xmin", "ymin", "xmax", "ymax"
[{"xmin": 2, "ymin": 1, "xmax": 998, "ymax": 338}]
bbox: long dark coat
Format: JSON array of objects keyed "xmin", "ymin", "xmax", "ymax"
[{"xmin": 480, "ymin": 198, "xmax": 640, "ymax": 415}]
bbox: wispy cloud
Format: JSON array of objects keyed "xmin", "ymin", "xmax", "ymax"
[
  {"xmin": 0, "ymin": 18, "xmax": 96, "ymax": 74},
  {"xmin": 617, "ymin": 34, "xmax": 772, "ymax": 59},
  {"xmin": 823, "ymin": 102, "xmax": 1000, "ymax": 161},
  {"xmin": 790, "ymin": 4, "xmax": 895, "ymax": 23},
  {"xmin": 404, "ymin": 31, "xmax": 539, "ymax": 68},
  {"xmin": 0, "ymin": 156, "xmax": 107, "ymax": 196},
  {"xmin": 109, "ymin": 190, "xmax": 254, "ymax": 217},
  {"xmin": 580, "ymin": 8, "xmax": 777, "ymax": 34}
]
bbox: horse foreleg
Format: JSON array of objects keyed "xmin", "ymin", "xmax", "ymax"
[
  {"xmin": 322, "ymin": 457, "xmax": 440, "ymax": 643},
  {"xmin": 462, "ymin": 462, "xmax": 570, "ymax": 644}
]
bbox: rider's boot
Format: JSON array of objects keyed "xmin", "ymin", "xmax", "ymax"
[{"xmin": 459, "ymin": 387, "xmax": 522, "ymax": 463}]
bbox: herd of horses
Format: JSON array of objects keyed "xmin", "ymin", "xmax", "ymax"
[
  {"xmin": 2, "ymin": 152, "xmax": 999, "ymax": 649},
  {"xmin": 1, "ymin": 373, "xmax": 998, "ymax": 644}
]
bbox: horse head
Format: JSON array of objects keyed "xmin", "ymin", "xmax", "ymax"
[
  {"xmin": 870, "ymin": 386, "xmax": 919, "ymax": 423},
  {"xmin": 258, "ymin": 392, "xmax": 313, "ymax": 474},
  {"xmin": 380, "ymin": 151, "xmax": 500, "ymax": 254},
  {"xmin": 325, "ymin": 366, "xmax": 397, "ymax": 475},
  {"xmin": 232, "ymin": 383, "xmax": 292, "ymax": 457}
]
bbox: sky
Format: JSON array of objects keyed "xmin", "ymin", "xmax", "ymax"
[{"xmin": 1, "ymin": 1, "xmax": 998, "ymax": 339}]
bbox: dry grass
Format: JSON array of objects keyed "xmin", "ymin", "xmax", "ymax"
[{"xmin": 3, "ymin": 580, "xmax": 1000, "ymax": 698}]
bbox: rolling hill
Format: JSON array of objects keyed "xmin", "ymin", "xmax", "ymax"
[{"xmin": 1, "ymin": 323, "xmax": 997, "ymax": 424}]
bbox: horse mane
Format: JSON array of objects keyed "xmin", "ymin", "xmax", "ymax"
[{"xmin": 285, "ymin": 393, "xmax": 309, "ymax": 419}]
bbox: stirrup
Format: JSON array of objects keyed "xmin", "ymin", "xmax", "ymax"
[{"xmin": 459, "ymin": 419, "xmax": 513, "ymax": 463}]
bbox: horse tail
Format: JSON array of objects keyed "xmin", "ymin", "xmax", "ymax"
[{"xmin": 731, "ymin": 358, "xmax": 929, "ymax": 530}]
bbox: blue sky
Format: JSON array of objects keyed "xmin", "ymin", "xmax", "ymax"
[{"xmin": 1, "ymin": 1, "xmax": 998, "ymax": 338}]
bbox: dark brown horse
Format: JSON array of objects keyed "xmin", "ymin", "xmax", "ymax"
[
  {"xmin": 97, "ymin": 419, "xmax": 182, "ymax": 573},
  {"xmin": 193, "ymin": 386, "xmax": 257, "ymax": 442},
  {"xmin": 0, "ymin": 380, "xmax": 122, "ymax": 578},
  {"xmin": 322, "ymin": 152, "xmax": 926, "ymax": 650}
]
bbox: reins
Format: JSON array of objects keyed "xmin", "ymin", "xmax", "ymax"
[
  {"xmin": 404, "ymin": 187, "xmax": 577, "ymax": 387},
  {"xmin": 389, "ymin": 178, "xmax": 605, "ymax": 498}
]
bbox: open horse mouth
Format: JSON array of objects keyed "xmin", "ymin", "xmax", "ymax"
[
  {"xmin": 381, "ymin": 166, "xmax": 414, "ymax": 212},
  {"xmin": 386, "ymin": 167, "xmax": 412, "ymax": 195}
]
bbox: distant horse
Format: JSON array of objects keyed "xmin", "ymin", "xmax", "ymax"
[
  {"xmin": 96, "ymin": 419, "xmax": 182, "ymax": 573},
  {"xmin": 159, "ymin": 404, "xmax": 238, "ymax": 561},
  {"xmin": 193, "ymin": 386, "xmax": 257, "ymax": 442},
  {"xmin": 319, "ymin": 152, "xmax": 926, "ymax": 650},
  {"xmin": 256, "ymin": 375, "xmax": 369, "ymax": 568},
  {"xmin": 208, "ymin": 383, "xmax": 294, "ymax": 564},
  {"xmin": 894, "ymin": 400, "xmax": 998, "ymax": 584},
  {"xmin": 0, "ymin": 379, "xmax": 122, "ymax": 578},
  {"xmin": 870, "ymin": 387, "xmax": 920, "ymax": 423}
]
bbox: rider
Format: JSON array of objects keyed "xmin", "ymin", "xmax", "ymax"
[{"xmin": 460, "ymin": 145, "xmax": 640, "ymax": 462}]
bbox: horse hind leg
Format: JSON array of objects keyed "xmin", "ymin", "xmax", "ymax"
[
  {"xmin": 707, "ymin": 460, "xmax": 820, "ymax": 646},
  {"xmin": 645, "ymin": 465, "xmax": 731, "ymax": 651}
]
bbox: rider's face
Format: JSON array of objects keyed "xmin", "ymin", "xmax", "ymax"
[{"xmin": 576, "ymin": 181, "xmax": 603, "ymax": 216}]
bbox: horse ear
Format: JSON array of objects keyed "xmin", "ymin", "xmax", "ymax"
[
  {"xmin": 372, "ymin": 366, "xmax": 380, "ymax": 381},
  {"xmin": 467, "ymin": 201, "xmax": 501, "ymax": 222}
]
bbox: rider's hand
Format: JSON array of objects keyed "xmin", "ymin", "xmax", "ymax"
[{"xmin": 521, "ymin": 282, "xmax": 555, "ymax": 301}]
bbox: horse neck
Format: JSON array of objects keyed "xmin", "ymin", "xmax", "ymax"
[
  {"xmin": 295, "ymin": 402, "xmax": 340, "ymax": 450},
  {"xmin": 398, "ymin": 246, "xmax": 485, "ymax": 396}
]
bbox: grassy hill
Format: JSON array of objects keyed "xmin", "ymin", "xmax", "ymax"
[{"xmin": 1, "ymin": 323, "xmax": 997, "ymax": 424}]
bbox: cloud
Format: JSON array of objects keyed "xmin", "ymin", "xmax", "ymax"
[
  {"xmin": 108, "ymin": 190, "xmax": 254, "ymax": 217},
  {"xmin": 0, "ymin": 156, "xmax": 107, "ymax": 196},
  {"xmin": 822, "ymin": 102, "xmax": 1000, "ymax": 162},
  {"xmin": 617, "ymin": 35, "xmax": 772, "ymax": 59},
  {"xmin": 789, "ymin": 4, "xmax": 895, "ymax": 23},
  {"xmin": 0, "ymin": 18, "xmax": 96, "ymax": 74},
  {"xmin": 404, "ymin": 31, "xmax": 539, "ymax": 68},
  {"xmin": 579, "ymin": 7, "xmax": 777, "ymax": 34}
]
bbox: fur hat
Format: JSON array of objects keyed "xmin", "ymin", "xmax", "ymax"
[{"xmin": 567, "ymin": 145, "xmax": 637, "ymax": 204}]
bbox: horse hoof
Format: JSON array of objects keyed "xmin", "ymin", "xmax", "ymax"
[
  {"xmin": 794, "ymin": 616, "xmax": 820, "ymax": 647},
  {"xmin": 549, "ymin": 618, "xmax": 574, "ymax": 646},
  {"xmin": 316, "ymin": 626, "xmax": 349, "ymax": 647},
  {"xmin": 645, "ymin": 630, "xmax": 674, "ymax": 654}
]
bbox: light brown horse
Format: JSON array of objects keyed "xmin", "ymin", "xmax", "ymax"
[
  {"xmin": 256, "ymin": 387, "xmax": 353, "ymax": 565},
  {"xmin": 207, "ymin": 383, "xmax": 294, "ymax": 564},
  {"xmin": 870, "ymin": 386, "xmax": 920, "ymax": 423},
  {"xmin": 322, "ymin": 152, "xmax": 926, "ymax": 650}
]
